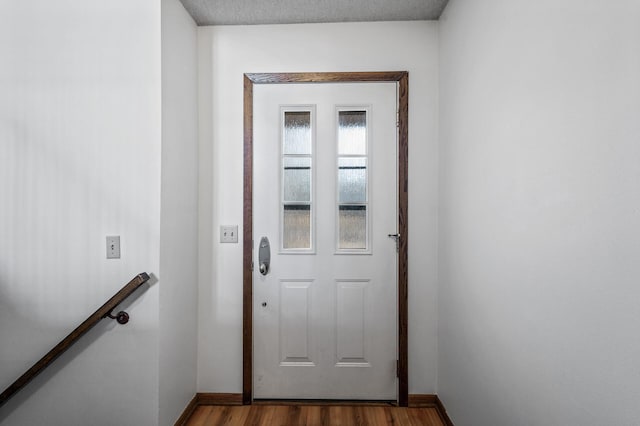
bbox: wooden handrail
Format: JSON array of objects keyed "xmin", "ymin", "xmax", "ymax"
[{"xmin": 0, "ymin": 272, "xmax": 151, "ymax": 407}]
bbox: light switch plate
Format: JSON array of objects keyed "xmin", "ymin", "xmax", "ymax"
[
  {"xmin": 220, "ymin": 225, "xmax": 238, "ymax": 243},
  {"xmin": 106, "ymin": 236, "xmax": 120, "ymax": 259}
]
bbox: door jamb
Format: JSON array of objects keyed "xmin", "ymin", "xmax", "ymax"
[{"xmin": 243, "ymin": 72, "xmax": 409, "ymax": 406}]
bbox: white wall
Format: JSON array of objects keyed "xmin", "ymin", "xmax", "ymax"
[
  {"xmin": 159, "ymin": 0, "xmax": 199, "ymax": 424},
  {"xmin": 439, "ymin": 0, "xmax": 640, "ymax": 425},
  {"xmin": 0, "ymin": 1, "xmax": 161, "ymax": 425},
  {"xmin": 197, "ymin": 21, "xmax": 440, "ymax": 395}
]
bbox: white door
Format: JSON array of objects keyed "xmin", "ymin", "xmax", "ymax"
[{"xmin": 253, "ymin": 82, "xmax": 398, "ymax": 400}]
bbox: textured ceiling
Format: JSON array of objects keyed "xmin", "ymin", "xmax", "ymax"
[{"xmin": 180, "ymin": 0, "xmax": 449, "ymax": 26}]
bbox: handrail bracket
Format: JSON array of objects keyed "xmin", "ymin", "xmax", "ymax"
[{"xmin": 104, "ymin": 309, "xmax": 130, "ymax": 324}]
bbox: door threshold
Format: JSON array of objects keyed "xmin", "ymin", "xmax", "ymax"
[{"xmin": 252, "ymin": 399, "xmax": 397, "ymax": 407}]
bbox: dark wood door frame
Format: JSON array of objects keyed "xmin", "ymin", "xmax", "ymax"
[{"xmin": 243, "ymin": 72, "xmax": 409, "ymax": 406}]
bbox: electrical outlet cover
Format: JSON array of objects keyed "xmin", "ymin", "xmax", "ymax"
[{"xmin": 106, "ymin": 236, "xmax": 121, "ymax": 259}]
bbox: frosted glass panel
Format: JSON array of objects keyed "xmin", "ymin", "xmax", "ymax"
[
  {"xmin": 284, "ymin": 111, "xmax": 311, "ymax": 155},
  {"xmin": 338, "ymin": 157, "xmax": 367, "ymax": 203},
  {"xmin": 283, "ymin": 205, "xmax": 311, "ymax": 249},
  {"xmin": 338, "ymin": 111, "xmax": 366, "ymax": 155},
  {"xmin": 338, "ymin": 206, "xmax": 366, "ymax": 249},
  {"xmin": 283, "ymin": 157, "xmax": 311, "ymax": 202}
]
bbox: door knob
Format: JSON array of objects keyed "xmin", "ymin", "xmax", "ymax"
[{"xmin": 258, "ymin": 236, "xmax": 270, "ymax": 275}]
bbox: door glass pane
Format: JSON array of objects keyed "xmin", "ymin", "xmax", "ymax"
[
  {"xmin": 282, "ymin": 107, "xmax": 314, "ymax": 251},
  {"xmin": 338, "ymin": 110, "xmax": 366, "ymax": 155},
  {"xmin": 283, "ymin": 157, "xmax": 311, "ymax": 202},
  {"xmin": 283, "ymin": 205, "xmax": 311, "ymax": 249},
  {"xmin": 338, "ymin": 205, "xmax": 366, "ymax": 249},
  {"xmin": 338, "ymin": 157, "xmax": 366, "ymax": 203},
  {"xmin": 284, "ymin": 111, "xmax": 311, "ymax": 155}
]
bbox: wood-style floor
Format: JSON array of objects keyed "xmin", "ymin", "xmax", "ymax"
[{"xmin": 185, "ymin": 404, "xmax": 446, "ymax": 426}]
